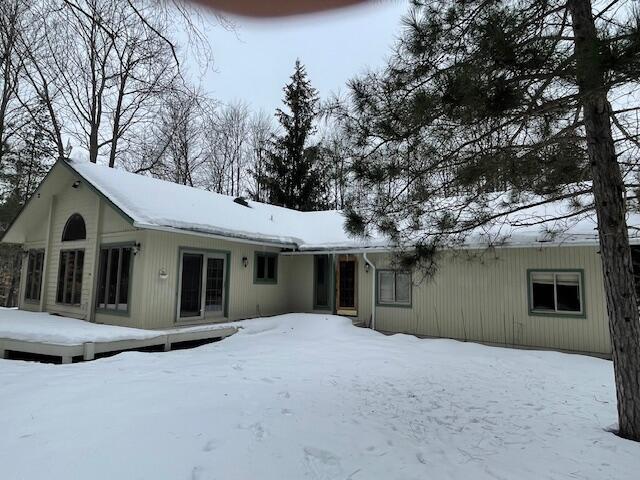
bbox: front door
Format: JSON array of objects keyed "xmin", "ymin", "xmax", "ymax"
[
  {"xmin": 178, "ymin": 251, "xmax": 226, "ymax": 321},
  {"xmin": 336, "ymin": 256, "xmax": 357, "ymax": 316}
]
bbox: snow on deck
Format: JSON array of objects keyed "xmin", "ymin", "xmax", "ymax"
[
  {"xmin": 0, "ymin": 308, "xmax": 235, "ymax": 346},
  {"xmin": 0, "ymin": 313, "xmax": 638, "ymax": 479}
]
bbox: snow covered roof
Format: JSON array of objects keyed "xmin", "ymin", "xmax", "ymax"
[
  {"xmin": 65, "ymin": 159, "xmax": 382, "ymax": 250},
  {"xmin": 23, "ymin": 159, "xmax": 639, "ymax": 251}
]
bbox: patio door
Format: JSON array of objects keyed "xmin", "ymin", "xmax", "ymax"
[
  {"xmin": 178, "ymin": 251, "xmax": 226, "ymax": 321},
  {"xmin": 336, "ymin": 256, "xmax": 357, "ymax": 316}
]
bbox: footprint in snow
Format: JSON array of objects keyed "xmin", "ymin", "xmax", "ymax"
[
  {"xmin": 190, "ymin": 466, "xmax": 205, "ymax": 480},
  {"xmin": 250, "ymin": 422, "xmax": 266, "ymax": 440},
  {"xmin": 303, "ymin": 447, "xmax": 343, "ymax": 480},
  {"xmin": 202, "ymin": 439, "xmax": 217, "ymax": 452},
  {"xmin": 281, "ymin": 408, "xmax": 293, "ymax": 416}
]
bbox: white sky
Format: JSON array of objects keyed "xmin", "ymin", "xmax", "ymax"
[{"xmin": 195, "ymin": 1, "xmax": 409, "ymax": 114}]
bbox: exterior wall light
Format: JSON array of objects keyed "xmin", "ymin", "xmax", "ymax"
[
  {"xmin": 158, "ymin": 268, "xmax": 168, "ymax": 280},
  {"xmin": 242, "ymin": 256, "xmax": 248, "ymax": 268},
  {"xmin": 72, "ymin": 180, "xmax": 81, "ymax": 189},
  {"xmin": 132, "ymin": 242, "xmax": 141, "ymax": 255},
  {"xmin": 364, "ymin": 263, "xmax": 370, "ymax": 273}
]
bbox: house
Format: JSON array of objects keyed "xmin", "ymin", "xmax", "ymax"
[{"xmin": 2, "ymin": 158, "xmax": 634, "ymax": 357}]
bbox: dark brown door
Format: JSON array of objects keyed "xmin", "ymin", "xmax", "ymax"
[{"xmin": 337, "ymin": 257, "xmax": 357, "ymax": 314}]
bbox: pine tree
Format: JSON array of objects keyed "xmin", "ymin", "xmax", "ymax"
[
  {"xmin": 0, "ymin": 104, "xmax": 55, "ymax": 307},
  {"xmin": 263, "ymin": 60, "xmax": 327, "ymax": 211},
  {"xmin": 345, "ymin": 0, "xmax": 640, "ymax": 440}
]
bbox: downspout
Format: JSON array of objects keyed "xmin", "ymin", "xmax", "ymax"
[{"xmin": 363, "ymin": 252, "xmax": 376, "ymax": 331}]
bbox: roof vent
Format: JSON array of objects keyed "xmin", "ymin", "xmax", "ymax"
[{"xmin": 233, "ymin": 196, "xmax": 251, "ymax": 208}]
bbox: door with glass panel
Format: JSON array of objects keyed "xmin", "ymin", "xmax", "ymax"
[
  {"xmin": 336, "ymin": 256, "xmax": 357, "ymax": 316},
  {"xmin": 178, "ymin": 251, "xmax": 227, "ymax": 321}
]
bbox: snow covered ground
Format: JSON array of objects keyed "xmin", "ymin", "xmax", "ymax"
[
  {"xmin": 0, "ymin": 314, "xmax": 638, "ymax": 479},
  {"xmin": 0, "ymin": 308, "xmax": 235, "ymax": 345}
]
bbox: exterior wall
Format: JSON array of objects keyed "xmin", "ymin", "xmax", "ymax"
[
  {"xmin": 43, "ymin": 180, "xmax": 98, "ymax": 319},
  {"xmin": 362, "ymin": 247, "xmax": 610, "ymax": 355},
  {"xmin": 287, "ymin": 254, "xmax": 313, "ymax": 313},
  {"xmin": 287, "ymin": 247, "xmax": 610, "ymax": 355},
  {"xmin": 16, "ymin": 167, "xmax": 140, "ymax": 322},
  {"xmin": 10, "ymin": 161, "xmax": 611, "ymax": 355},
  {"xmin": 134, "ymin": 230, "xmax": 296, "ymax": 329},
  {"xmin": 12, "ymin": 164, "xmax": 299, "ymax": 330}
]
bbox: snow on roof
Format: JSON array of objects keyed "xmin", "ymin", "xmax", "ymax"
[
  {"xmin": 66, "ymin": 159, "xmax": 638, "ymax": 251},
  {"xmin": 66, "ymin": 159, "xmax": 382, "ymax": 250}
]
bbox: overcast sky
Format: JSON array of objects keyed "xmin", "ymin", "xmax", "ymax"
[{"xmin": 196, "ymin": 1, "xmax": 409, "ymax": 114}]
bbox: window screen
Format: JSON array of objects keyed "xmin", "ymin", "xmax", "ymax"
[
  {"xmin": 255, "ymin": 252, "xmax": 277, "ymax": 283},
  {"xmin": 56, "ymin": 250, "xmax": 84, "ymax": 305},
  {"xmin": 96, "ymin": 246, "xmax": 133, "ymax": 312},
  {"xmin": 377, "ymin": 270, "xmax": 411, "ymax": 306},
  {"xmin": 24, "ymin": 250, "xmax": 44, "ymax": 302},
  {"xmin": 529, "ymin": 271, "xmax": 582, "ymax": 315}
]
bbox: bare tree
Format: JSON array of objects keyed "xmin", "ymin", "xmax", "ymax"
[
  {"xmin": 0, "ymin": 0, "xmax": 29, "ymax": 167},
  {"xmin": 202, "ymin": 101, "xmax": 250, "ymax": 196}
]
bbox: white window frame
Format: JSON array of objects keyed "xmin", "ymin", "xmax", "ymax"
[
  {"xmin": 528, "ymin": 270, "xmax": 585, "ymax": 317},
  {"xmin": 24, "ymin": 249, "xmax": 45, "ymax": 303},
  {"xmin": 376, "ymin": 269, "xmax": 412, "ymax": 307},
  {"xmin": 177, "ymin": 249, "xmax": 228, "ymax": 322},
  {"xmin": 96, "ymin": 245, "xmax": 134, "ymax": 314}
]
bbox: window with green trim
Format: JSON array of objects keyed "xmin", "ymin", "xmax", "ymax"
[
  {"xmin": 254, "ymin": 252, "xmax": 277, "ymax": 284},
  {"xmin": 24, "ymin": 250, "xmax": 44, "ymax": 302},
  {"xmin": 377, "ymin": 270, "xmax": 411, "ymax": 306},
  {"xmin": 528, "ymin": 270, "xmax": 583, "ymax": 315},
  {"xmin": 96, "ymin": 246, "xmax": 132, "ymax": 312}
]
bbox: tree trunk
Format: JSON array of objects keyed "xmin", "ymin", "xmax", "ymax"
[{"xmin": 569, "ymin": 0, "xmax": 640, "ymax": 441}]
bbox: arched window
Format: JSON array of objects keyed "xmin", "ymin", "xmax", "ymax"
[{"xmin": 62, "ymin": 214, "xmax": 86, "ymax": 241}]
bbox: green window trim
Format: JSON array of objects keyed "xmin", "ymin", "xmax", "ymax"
[
  {"xmin": 526, "ymin": 269, "xmax": 586, "ymax": 319},
  {"xmin": 24, "ymin": 249, "xmax": 45, "ymax": 304},
  {"xmin": 175, "ymin": 247, "xmax": 231, "ymax": 321},
  {"xmin": 375, "ymin": 269, "xmax": 413, "ymax": 308},
  {"xmin": 254, "ymin": 252, "xmax": 278, "ymax": 284},
  {"xmin": 95, "ymin": 243, "xmax": 136, "ymax": 317}
]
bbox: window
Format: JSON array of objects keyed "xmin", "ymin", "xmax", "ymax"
[
  {"xmin": 56, "ymin": 250, "xmax": 84, "ymax": 305},
  {"xmin": 528, "ymin": 270, "xmax": 584, "ymax": 316},
  {"xmin": 24, "ymin": 250, "xmax": 45, "ymax": 302},
  {"xmin": 254, "ymin": 252, "xmax": 277, "ymax": 284},
  {"xmin": 62, "ymin": 214, "xmax": 86, "ymax": 241},
  {"xmin": 96, "ymin": 246, "xmax": 133, "ymax": 312},
  {"xmin": 377, "ymin": 270, "xmax": 412, "ymax": 306},
  {"xmin": 314, "ymin": 255, "xmax": 331, "ymax": 309}
]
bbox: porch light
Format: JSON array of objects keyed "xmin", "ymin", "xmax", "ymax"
[
  {"xmin": 364, "ymin": 263, "xmax": 370, "ymax": 273},
  {"xmin": 158, "ymin": 268, "xmax": 168, "ymax": 280},
  {"xmin": 72, "ymin": 180, "xmax": 81, "ymax": 189},
  {"xmin": 132, "ymin": 242, "xmax": 141, "ymax": 255},
  {"xmin": 242, "ymin": 256, "xmax": 248, "ymax": 268}
]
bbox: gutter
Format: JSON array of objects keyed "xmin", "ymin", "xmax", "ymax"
[
  {"xmin": 280, "ymin": 238, "xmax": 628, "ymax": 255},
  {"xmin": 135, "ymin": 223, "xmax": 299, "ymax": 249},
  {"xmin": 362, "ymin": 252, "xmax": 376, "ymax": 331}
]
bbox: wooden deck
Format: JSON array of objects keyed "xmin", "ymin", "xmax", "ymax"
[{"xmin": 0, "ymin": 325, "xmax": 237, "ymax": 364}]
